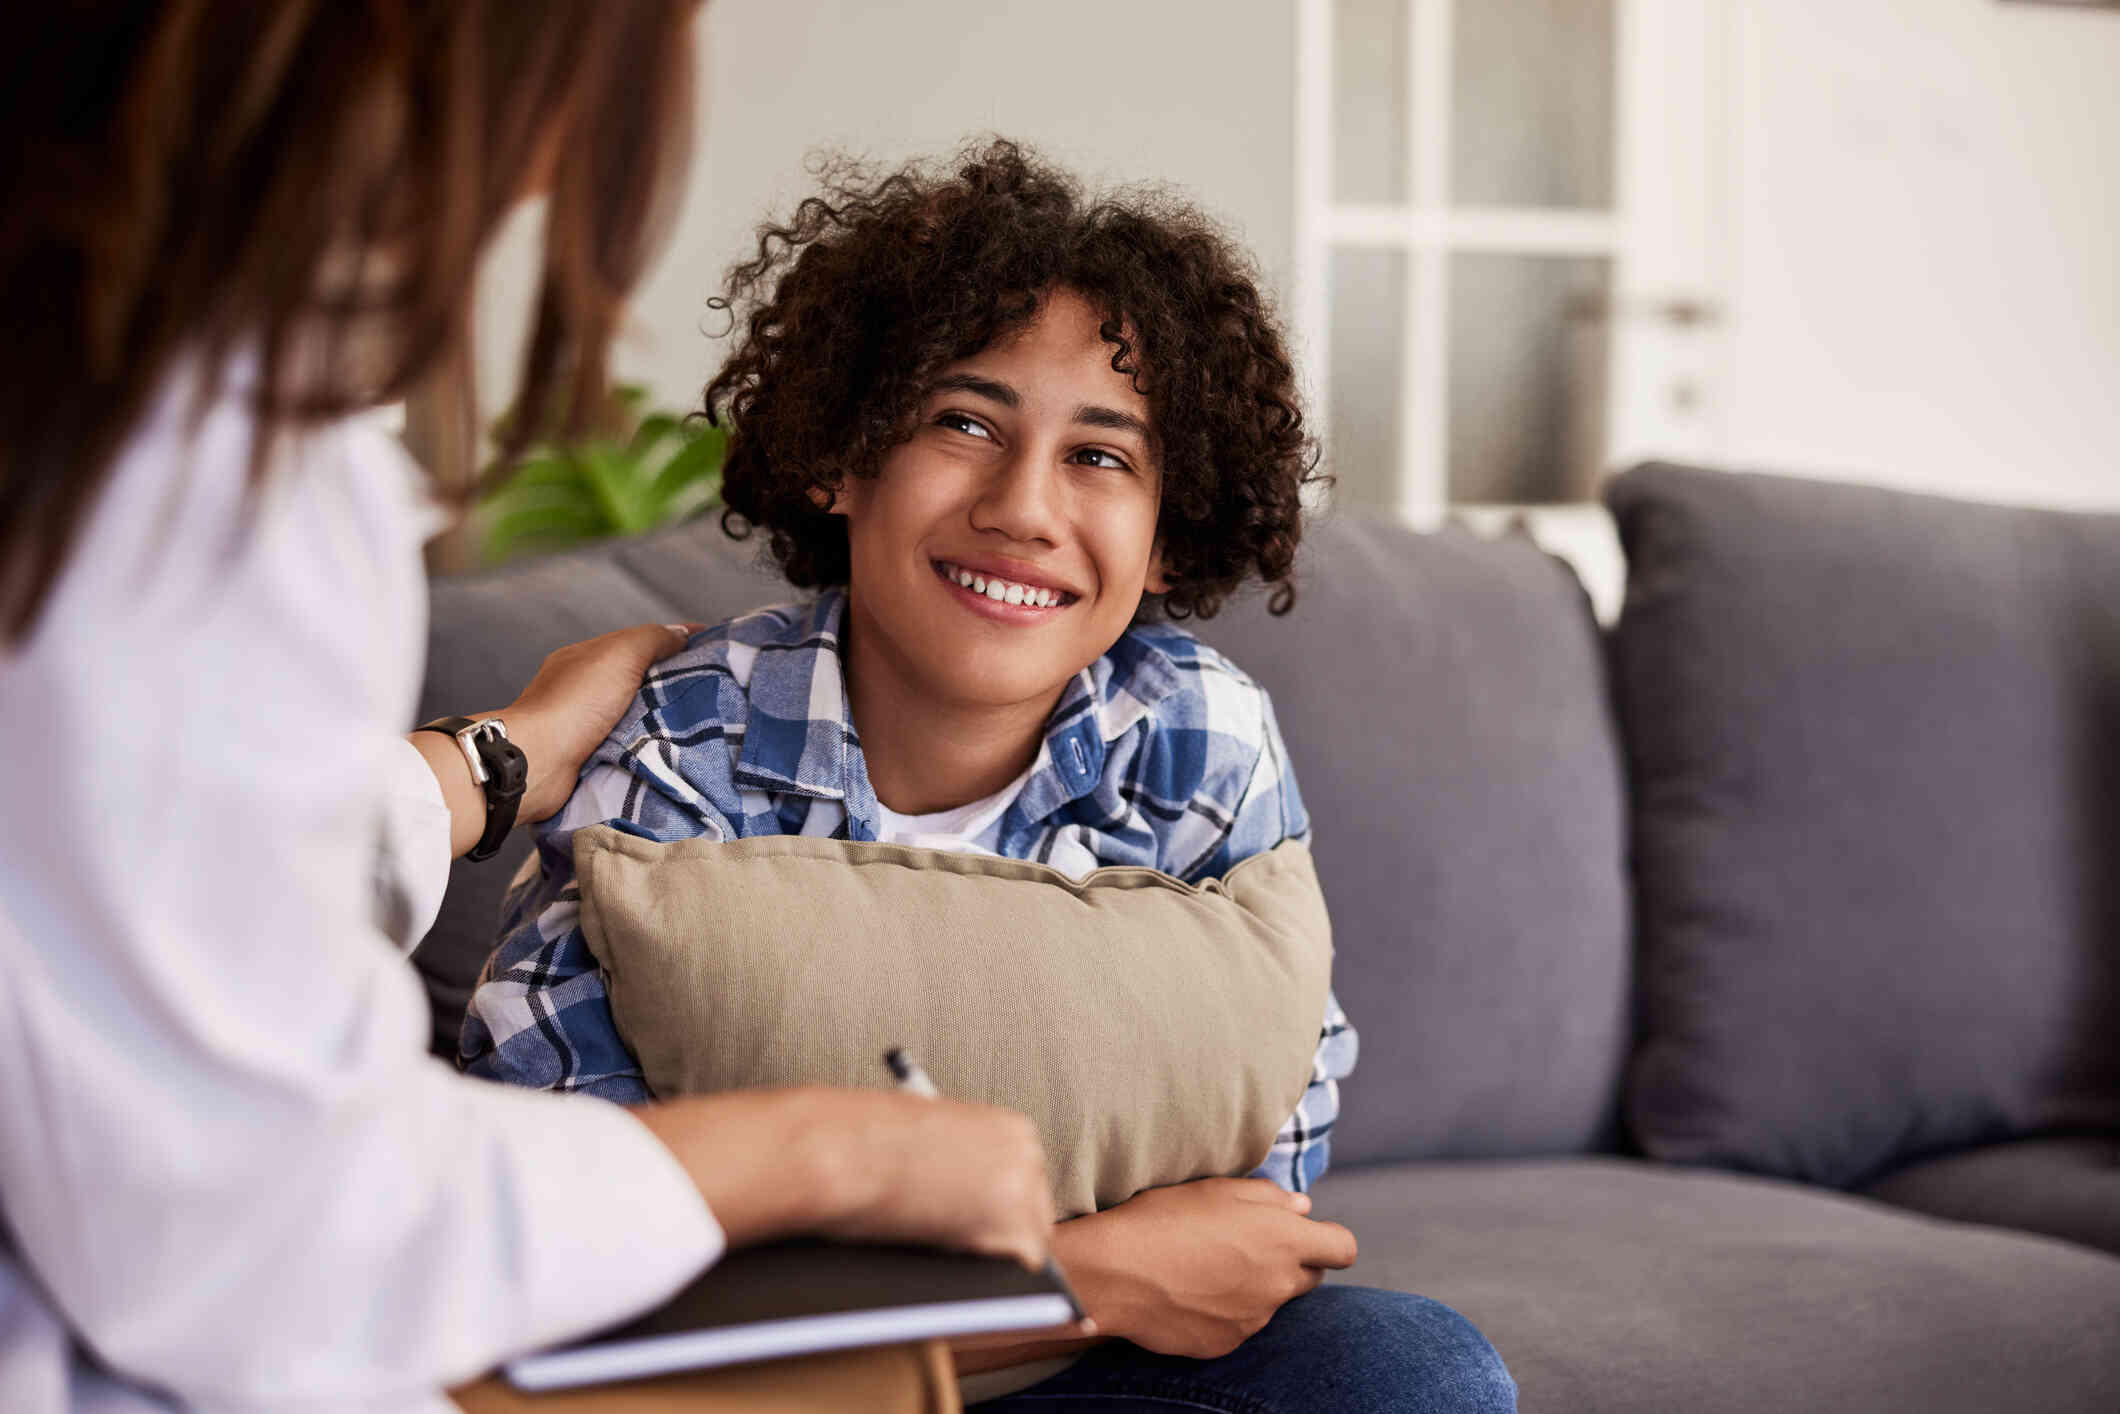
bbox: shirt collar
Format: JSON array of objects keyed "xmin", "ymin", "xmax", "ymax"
[
  {"xmin": 729, "ymin": 590, "xmax": 863, "ymax": 801},
  {"xmin": 730, "ymin": 587, "xmax": 1190, "ymax": 821}
]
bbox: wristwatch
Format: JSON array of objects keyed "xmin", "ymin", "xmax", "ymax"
[{"xmin": 416, "ymin": 715, "xmax": 528, "ymax": 861}]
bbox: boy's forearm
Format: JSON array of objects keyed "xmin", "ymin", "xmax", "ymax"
[
  {"xmin": 950, "ymin": 1330, "xmax": 1106, "ymax": 1375},
  {"xmin": 950, "ymin": 1213, "xmax": 1121, "ymax": 1374}
]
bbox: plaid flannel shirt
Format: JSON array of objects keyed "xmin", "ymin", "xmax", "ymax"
[{"xmin": 460, "ymin": 589, "xmax": 1357, "ymax": 1191}]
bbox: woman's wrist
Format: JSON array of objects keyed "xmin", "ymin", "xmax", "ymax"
[
  {"xmin": 408, "ymin": 717, "xmax": 503, "ymax": 859},
  {"xmin": 407, "ymin": 706, "xmax": 556, "ymax": 859},
  {"xmin": 487, "ymin": 703, "xmax": 571, "ymax": 824},
  {"xmin": 634, "ymin": 1089, "xmax": 870, "ymax": 1250}
]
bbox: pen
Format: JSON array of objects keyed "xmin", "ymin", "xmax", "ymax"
[
  {"xmin": 881, "ymin": 1047, "xmax": 1088, "ymax": 1326},
  {"xmin": 883, "ymin": 1047, "xmax": 940, "ymax": 1099}
]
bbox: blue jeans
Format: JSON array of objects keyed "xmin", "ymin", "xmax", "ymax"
[{"xmin": 971, "ymin": 1284, "xmax": 1517, "ymax": 1413}]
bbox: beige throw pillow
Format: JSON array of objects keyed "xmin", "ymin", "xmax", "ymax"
[{"xmin": 573, "ymin": 830, "xmax": 1334, "ymax": 1217}]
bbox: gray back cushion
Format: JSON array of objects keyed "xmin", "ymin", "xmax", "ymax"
[
  {"xmin": 1199, "ymin": 516, "xmax": 1630, "ymax": 1164},
  {"xmin": 416, "ymin": 513, "xmax": 1635, "ymax": 1166},
  {"xmin": 1860, "ymin": 1135, "xmax": 2120, "ymax": 1258},
  {"xmin": 1610, "ymin": 464, "xmax": 2120, "ymax": 1189}
]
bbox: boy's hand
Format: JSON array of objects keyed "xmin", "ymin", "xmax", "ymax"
[{"xmin": 1049, "ymin": 1177, "xmax": 1357, "ymax": 1360}]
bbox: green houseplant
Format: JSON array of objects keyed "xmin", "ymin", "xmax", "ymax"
[{"xmin": 479, "ymin": 384, "xmax": 726, "ymax": 565}]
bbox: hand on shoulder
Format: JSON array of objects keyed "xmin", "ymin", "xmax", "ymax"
[
  {"xmin": 502, "ymin": 622, "xmax": 703, "ymax": 823},
  {"xmin": 414, "ymin": 622, "xmax": 702, "ymax": 860}
]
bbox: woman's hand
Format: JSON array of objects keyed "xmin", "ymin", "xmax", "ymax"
[
  {"xmin": 633, "ymin": 1087, "xmax": 1058, "ymax": 1271},
  {"xmin": 497, "ymin": 622, "xmax": 702, "ymax": 824},
  {"xmin": 1046, "ymin": 1177, "xmax": 1358, "ymax": 1360},
  {"xmin": 411, "ymin": 622, "xmax": 698, "ymax": 858}
]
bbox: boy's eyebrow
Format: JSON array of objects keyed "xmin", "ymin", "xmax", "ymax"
[
  {"xmin": 1073, "ymin": 404, "xmax": 1151, "ymax": 440},
  {"xmin": 928, "ymin": 372, "xmax": 1150, "ymax": 442},
  {"xmin": 929, "ymin": 372, "xmax": 1020, "ymax": 407}
]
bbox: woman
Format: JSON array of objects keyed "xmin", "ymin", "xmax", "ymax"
[{"xmin": 0, "ymin": 6, "xmax": 1054, "ymax": 1411}]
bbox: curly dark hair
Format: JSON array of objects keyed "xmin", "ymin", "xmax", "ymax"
[{"xmin": 701, "ymin": 138, "xmax": 1321, "ymax": 619}]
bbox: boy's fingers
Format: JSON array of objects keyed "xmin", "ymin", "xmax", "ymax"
[
  {"xmin": 1297, "ymin": 1219, "xmax": 1359, "ymax": 1269},
  {"xmin": 1227, "ymin": 1178, "xmax": 1308, "ymax": 1208}
]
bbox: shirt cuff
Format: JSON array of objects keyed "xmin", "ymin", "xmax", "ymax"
[{"xmin": 379, "ymin": 735, "xmax": 456, "ymax": 950}]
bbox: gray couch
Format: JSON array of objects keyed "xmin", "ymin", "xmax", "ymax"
[{"xmin": 414, "ymin": 463, "xmax": 2120, "ymax": 1412}]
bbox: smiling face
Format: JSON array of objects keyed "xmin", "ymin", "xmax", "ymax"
[{"xmin": 833, "ymin": 288, "xmax": 1167, "ymax": 724}]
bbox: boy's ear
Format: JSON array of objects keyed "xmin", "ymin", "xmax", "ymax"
[
  {"xmin": 811, "ymin": 481, "xmax": 848, "ymax": 515},
  {"xmin": 1145, "ymin": 544, "xmax": 1171, "ymax": 595}
]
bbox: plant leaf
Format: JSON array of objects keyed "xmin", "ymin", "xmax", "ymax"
[
  {"xmin": 480, "ymin": 469, "xmax": 602, "ymax": 521},
  {"xmin": 642, "ymin": 426, "xmax": 727, "ymax": 518},
  {"xmin": 483, "ymin": 502, "xmax": 609, "ymax": 563},
  {"xmin": 626, "ymin": 412, "xmax": 683, "ymax": 461},
  {"xmin": 575, "ymin": 445, "xmax": 639, "ymax": 533}
]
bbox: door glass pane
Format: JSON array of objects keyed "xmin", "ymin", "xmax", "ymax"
[
  {"xmin": 1327, "ymin": 246, "xmax": 1408, "ymax": 509},
  {"xmin": 1452, "ymin": 0, "xmax": 1615, "ymax": 208},
  {"xmin": 1332, "ymin": 0, "xmax": 1409, "ymax": 204},
  {"xmin": 1448, "ymin": 253, "xmax": 1610, "ymax": 504}
]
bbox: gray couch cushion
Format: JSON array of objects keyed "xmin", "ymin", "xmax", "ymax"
[
  {"xmin": 1609, "ymin": 464, "xmax": 2120, "ymax": 1188},
  {"xmin": 1198, "ymin": 515, "xmax": 1630, "ymax": 1164},
  {"xmin": 1862, "ymin": 1135, "xmax": 2120, "ymax": 1258},
  {"xmin": 1313, "ymin": 1157, "xmax": 2120, "ymax": 1414},
  {"xmin": 412, "ymin": 518, "xmax": 782, "ymax": 1058}
]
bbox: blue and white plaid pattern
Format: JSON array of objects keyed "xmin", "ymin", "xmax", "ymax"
[{"xmin": 460, "ymin": 589, "xmax": 1357, "ymax": 1191}]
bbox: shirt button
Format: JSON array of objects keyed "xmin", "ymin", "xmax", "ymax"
[{"xmin": 1069, "ymin": 738, "xmax": 1088, "ymax": 775}]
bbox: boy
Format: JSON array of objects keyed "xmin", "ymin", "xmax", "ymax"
[{"xmin": 462, "ymin": 141, "xmax": 1513, "ymax": 1413}]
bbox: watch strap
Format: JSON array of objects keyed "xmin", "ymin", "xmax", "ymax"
[{"xmin": 416, "ymin": 716, "xmax": 528, "ymax": 861}]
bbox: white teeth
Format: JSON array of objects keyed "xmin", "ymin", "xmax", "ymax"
[{"xmin": 940, "ymin": 562, "xmax": 1064, "ymax": 608}]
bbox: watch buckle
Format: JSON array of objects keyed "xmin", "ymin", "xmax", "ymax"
[{"xmin": 454, "ymin": 718, "xmax": 509, "ymax": 786}]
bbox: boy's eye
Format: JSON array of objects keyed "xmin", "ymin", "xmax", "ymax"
[
  {"xmin": 936, "ymin": 411, "xmax": 994, "ymax": 440},
  {"xmin": 1072, "ymin": 447, "xmax": 1132, "ymax": 472}
]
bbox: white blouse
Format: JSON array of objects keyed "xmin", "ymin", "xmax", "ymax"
[{"xmin": 0, "ymin": 360, "xmax": 722, "ymax": 1412}]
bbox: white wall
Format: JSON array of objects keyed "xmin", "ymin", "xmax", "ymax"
[
  {"xmin": 475, "ymin": 0, "xmax": 2118, "ymax": 519},
  {"xmin": 476, "ymin": 0, "xmax": 1296, "ymax": 424},
  {"xmin": 1716, "ymin": 0, "xmax": 2120, "ymax": 509}
]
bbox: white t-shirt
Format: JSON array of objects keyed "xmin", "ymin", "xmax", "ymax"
[
  {"xmin": 869, "ymin": 769, "xmax": 1030, "ymax": 855},
  {"xmin": 0, "ymin": 359, "xmax": 721, "ymax": 1413}
]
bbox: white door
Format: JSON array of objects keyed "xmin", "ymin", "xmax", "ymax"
[{"xmin": 1293, "ymin": 0, "xmax": 1733, "ymax": 610}]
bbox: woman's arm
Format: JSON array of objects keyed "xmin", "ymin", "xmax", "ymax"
[
  {"xmin": 635, "ymin": 1087, "xmax": 1057, "ymax": 1266},
  {"xmin": 407, "ymin": 622, "xmax": 699, "ymax": 860},
  {"xmin": 0, "ymin": 405, "xmax": 730, "ymax": 1406}
]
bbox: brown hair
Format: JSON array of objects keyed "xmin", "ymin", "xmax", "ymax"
[
  {"xmin": 0, "ymin": 1, "xmax": 699, "ymax": 643},
  {"xmin": 705, "ymin": 139, "xmax": 1321, "ymax": 621}
]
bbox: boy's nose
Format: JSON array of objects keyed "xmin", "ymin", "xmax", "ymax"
[{"xmin": 970, "ymin": 447, "xmax": 1064, "ymax": 545}]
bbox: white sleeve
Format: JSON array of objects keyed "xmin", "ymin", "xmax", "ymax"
[
  {"xmin": 376, "ymin": 736, "xmax": 456, "ymax": 951},
  {"xmin": 0, "ymin": 376, "xmax": 721, "ymax": 1412}
]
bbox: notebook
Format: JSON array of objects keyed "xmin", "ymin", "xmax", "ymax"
[{"xmin": 504, "ymin": 1238, "xmax": 1083, "ymax": 1392}]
